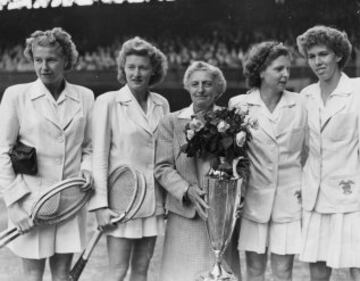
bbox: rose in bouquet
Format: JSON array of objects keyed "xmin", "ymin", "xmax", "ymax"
[{"xmin": 181, "ymin": 106, "xmax": 257, "ymax": 180}]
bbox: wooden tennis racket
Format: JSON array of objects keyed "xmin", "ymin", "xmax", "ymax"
[
  {"xmin": 0, "ymin": 177, "xmax": 93, "ymax": 248},
  {"xmin": 69, "ymin": 165, "xmax": 147, "ymax": 281}
]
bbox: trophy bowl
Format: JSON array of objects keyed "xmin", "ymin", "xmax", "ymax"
[{"xmin": 199, "ymin": 175, "xmax": 242, "ymax": 281}]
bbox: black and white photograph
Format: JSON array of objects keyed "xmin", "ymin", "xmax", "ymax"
[{"xmin": 0, "ymin": 0, "xmax": 359, "ymax": 280}]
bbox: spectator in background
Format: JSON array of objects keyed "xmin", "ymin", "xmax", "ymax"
[{"xmin": 297, "ymin": 25, "xmax": 360, "ymax": 281}]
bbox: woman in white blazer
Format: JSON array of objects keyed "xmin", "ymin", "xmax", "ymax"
[
  {"xmin": 229, "ymin": 42, "xmax": 307, "ymax": 281},
  {"xmin": 0, "ymin": 28, "xmax": 94, "ymax": 281},
  {"xmin": 297, "ymin": 25, "xmax": 360, "ymax": 281},
  {"xmin": 88, "ymin": 37, "xmax": 169, "ymax": 281}
]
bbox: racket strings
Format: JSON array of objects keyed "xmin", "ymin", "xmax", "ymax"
[
  {"xmin": 33, "ymin": 179, "xmax": 92, "ymax": 224},
  {"xmin": 109, "ymin": 168, "xmax": 137, "ymax": 215},
  {"xmin": 36, "ymin": 193, "xmax": 61, "ymax": 217},
  {"xmin": 123, "ymin": 172, "xmax": 146, "ymax": 221}
]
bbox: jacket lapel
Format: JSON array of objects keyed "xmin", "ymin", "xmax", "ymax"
[
  {"xmin": 62, "ymin": 83, "xmax": 81, "ymax": 130},
  {"xmin": 30, "ymin": 80, "xmax": 62, "ymax": 130},
  {"xmin": 320, "ymin": 74, "xmax": 352, "ymax": 132},
  {"xmin": 246, "ymin": 90, "xmax": 277, "ymax": 142},
  {"xmin": 275, "ymin": 91, "xmax": 297, "ymax": 137},
  {"xmin": 116, "ymin": 85, "xmax": 152, "ymax": 135},
  {"xmin": 147, "ymin": 93, "xmax": 166, "ymax": 133},
  {"xmin": 175, "ymin": 106, "xmax": 197, "ymax": 174},
  {"xmin": 304, "ymin": 89, "xmax": 321, "ymax": 134},
  {"xmin": 175, "ymin": 106, "xmax": 192, "ymax": 148}
]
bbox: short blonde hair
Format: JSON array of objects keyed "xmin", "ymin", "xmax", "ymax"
[
  {"xmin": 116, "ymin": 36, "xmax": 168, "ymax": 87},
  {"xmin": 24, "ymin": 27, "xmax": 78, "ymax": 71},
  {"xmin": 183, "ymin": 61, "xmax": 227, "ymax": 98}
]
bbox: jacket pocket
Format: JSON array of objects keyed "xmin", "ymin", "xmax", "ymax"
[
  {"xmin": 272, "ymin": 183, "xmax": 302, "ymax": 222},
  {"xmin": 321, "ymin": 174, "xmax": 360, "ymax": 212},
  {"xmin": 327, "ymin": 113, "xmax": 356, "ymax": 142},
  {"xmin": 287, "ymin": 127, "xmax": 305, "ymax": 153}
]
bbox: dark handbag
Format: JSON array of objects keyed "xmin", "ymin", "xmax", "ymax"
[{"xmin": 9, "ymin": 141, "xmax": 38, "ymax": 175}]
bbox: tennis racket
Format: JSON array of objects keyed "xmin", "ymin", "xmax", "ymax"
[
  {"xmin": 69, "ymin": 165, "xmax": 147, "ymax": 281},
  {"xmin": 0, "ymin": 177, "xmax": 93, "ymax": 248}
]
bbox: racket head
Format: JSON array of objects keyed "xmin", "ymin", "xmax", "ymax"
[
  {"xmin": 121, "ymin": 169, "xmax": 147, "ymax": 222},
  {"xmin": 107, "ymin": 165, "xmax": 138, "ymax": 217},
  {"xmin": 31, "ymin": 178, "xmax": 93, "ymax": 225}
]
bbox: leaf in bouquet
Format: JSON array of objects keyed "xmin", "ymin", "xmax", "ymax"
[
  {"xmin": 220, "ymin": 136, "xmax": 233, "ymax": 150},
  {"xmin": 180, "ymin": 143, "xmax": 189, "ymax": 153},
  {"xmin": 209, "ymin": 118, "xmax": 220, "ymax": 126},
  {"xmin": 207, "ymin": 134, "xmax": 220, "ymax": 154}
]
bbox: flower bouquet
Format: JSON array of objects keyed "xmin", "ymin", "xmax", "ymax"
[
  {"xmin": 181, "ymin": 106, "xmax": 257, "ymax": 281},
  {"xmin": 181, "ymin": 106, "xmax": 257, "ymax": 180}
]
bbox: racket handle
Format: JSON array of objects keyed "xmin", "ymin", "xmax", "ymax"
[
  {"xmin": 69, "ymin": 229, "xmax": 103, "ymax": 281},
  {"xmin": 69, "ymin": 256, "xmax": 88, "ymax": 281},
  {"xmin": 0, "ymin": 229, "xmax": 20, "ymax": 248},
  {"xmin": 0, "ymin": 227, "xmax": 17, "ymax": 240}
]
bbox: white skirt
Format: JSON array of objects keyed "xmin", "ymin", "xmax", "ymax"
[
  {"xmin": 105, "ymin": 215, "xmax": 164, "ymax": 239},
  {"xmin": 238, "ymin": 217, "xmax": 301, "ymax": 255},
  {"xmin": 8, "ymin": 208, "xmax": 87, "ymax": 259},
  {"xmin": 300, "ymin": 210, "xmax": 360, "ymax": 268}
]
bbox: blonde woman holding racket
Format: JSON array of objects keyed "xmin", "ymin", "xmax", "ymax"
[
  {"xmin": 0, "ymin": 28, "xmax": 94, "ymax": 281},
  {"xmin": 88, "ymin": 37, "xmax": 169, "ymax": 281}
]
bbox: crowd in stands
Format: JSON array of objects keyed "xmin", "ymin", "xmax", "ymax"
[{"xmin": 1, "ymin": 27, "xmax": 359, "ymax": 72}]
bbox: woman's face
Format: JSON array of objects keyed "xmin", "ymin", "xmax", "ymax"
[
  {"xmin": 124, "ymin": 55, "xmax": 153, "ymax": 93},
  {"xmin": 33, "ymin": 44, "xmax": 67, "ymax": 88},
  {"xmin": 306, "ymin": 44, "xmax": 341, "ymax": 82},
  {"xmin": 187, "ymin": 70, "xmax": 219, "ymax": 112},
  {"xmin": 260, "ymin": 55, "xmax": 290, "ymax": 93}
]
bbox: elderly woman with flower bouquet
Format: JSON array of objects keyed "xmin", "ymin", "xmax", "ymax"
[
  {"xmin": 229, "ymin": 41, "xmax": 308, "ymax": 281},
  {"xmin": 154, "ymin": 61, "xmax": 252, "ymax": 281}
]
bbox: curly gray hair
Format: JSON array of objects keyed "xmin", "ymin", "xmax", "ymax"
[{"xmin": 183, "ymin": 61, "xmax": 227, "ymax": 98}]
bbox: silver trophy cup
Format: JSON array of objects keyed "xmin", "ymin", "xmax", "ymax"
[{"xmin": 200, "ymin": 176, "xmax": 242, "ymax": 281}]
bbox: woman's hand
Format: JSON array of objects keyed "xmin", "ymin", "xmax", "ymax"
[
  {"xmin": 79, "ymin": 169, "xmax": 94, "ymax": 191},
  {"xmin": 186, "ymin": 184, "xmax": 209, "ymax": 220},
  {"xmin": 94, "ymin": 208, "xmax": 119, "ymax": 230},
  {"xmin": 8, "ymin": 202, "xmax": 34, "ymax": 234}
]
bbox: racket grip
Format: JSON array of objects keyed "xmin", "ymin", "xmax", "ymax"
[
  {"xmin": 69, "ymin": 257, "xmax": 88, "ymax": 281},
  {"xmin": 0, "ymin": 229, "xmax": 20, "ymax": 248},
  {"xmin": 69, "ymin": 229, "xmax": 103, "ymax": 281}
]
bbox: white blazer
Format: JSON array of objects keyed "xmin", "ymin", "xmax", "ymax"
[
  {"xmin": 88, "ymin": 85, "xmax": 170, "ymax": 218},
  {"xmin": 302, "ymin": 73, "xmax": 360, "ymax": 213},
  {"xmin": 0, "ymin": 79, "xmax": 94, "ymax": 209},
  {"xmin": 229, "ymin": 90, "xmax": 307, "ymax": 223}
]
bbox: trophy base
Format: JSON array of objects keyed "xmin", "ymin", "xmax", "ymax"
[{"xmin": 197, "ymin": 262, "xmax": 238, "ymax": 281}]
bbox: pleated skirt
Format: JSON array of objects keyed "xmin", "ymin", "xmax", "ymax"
[
  {"xmin": 238, "ymin": 217, "xmax": 301, "ymax": 255},
  {"xmin": 105, "ymin": 215, "xmax": 164, "ymax": 239},
  {"xmin": 8, "ymin": 208, "xmax": 87, "ymax": 259},
  {"xmin": 300, "ymin": 210, "xmax": 360, "ymax": 268}
]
